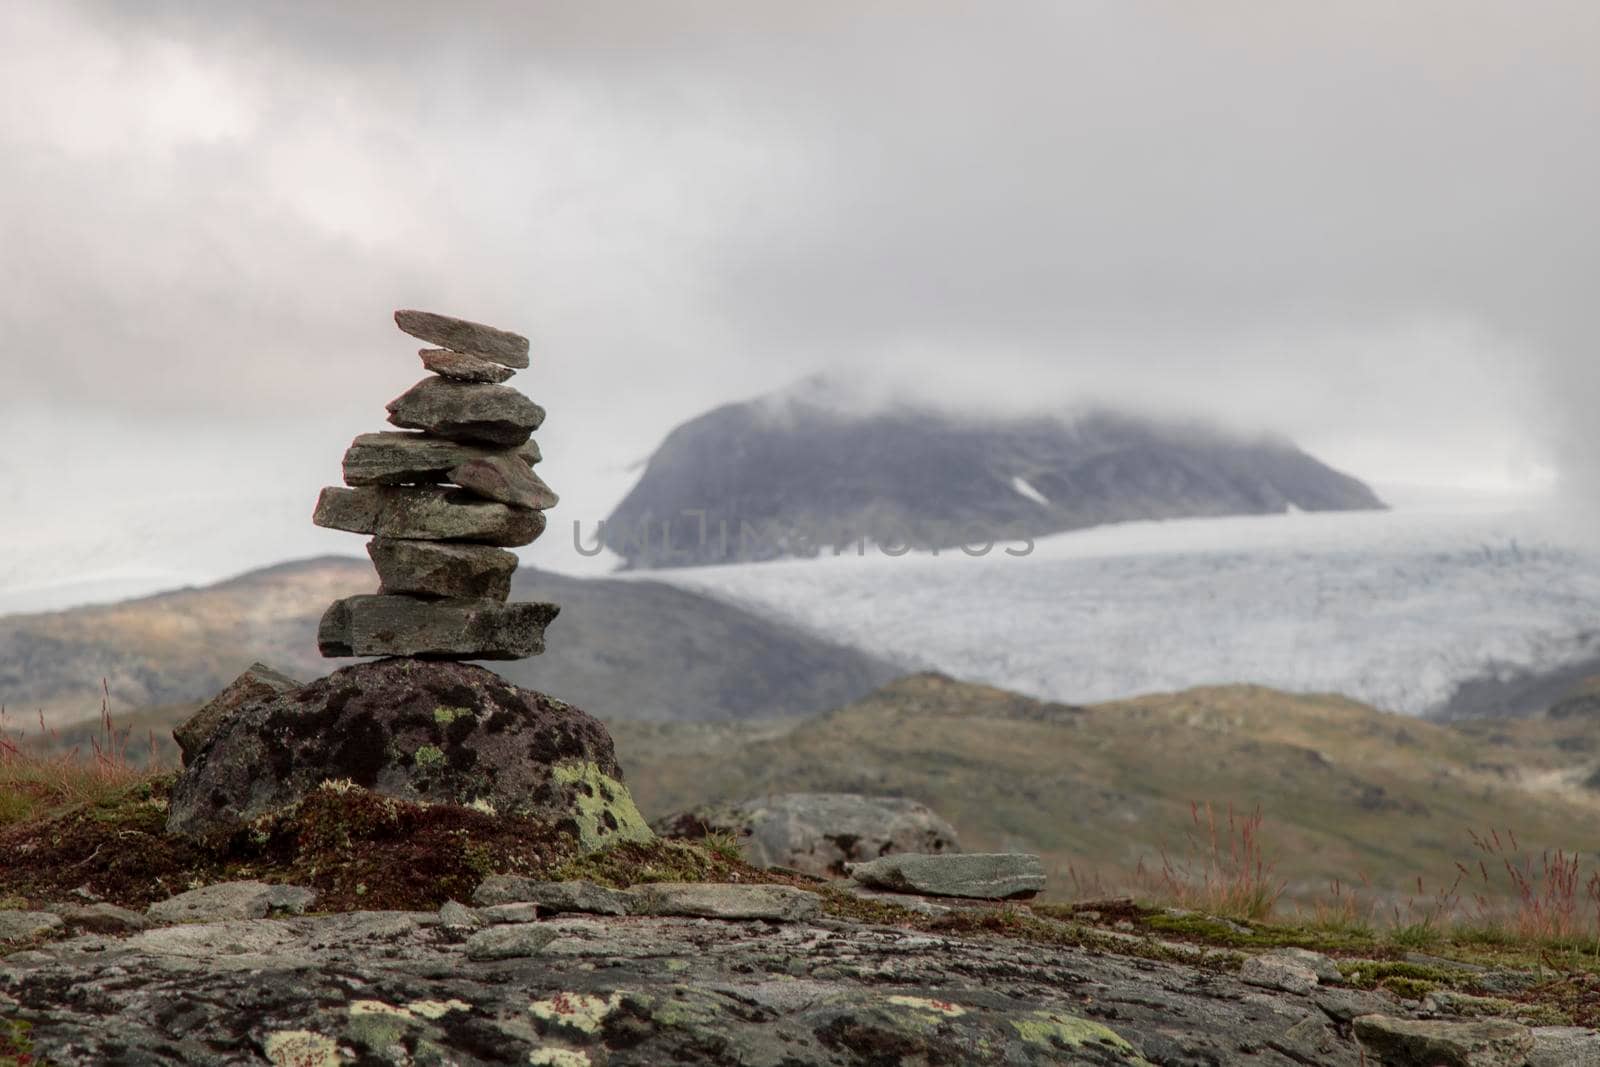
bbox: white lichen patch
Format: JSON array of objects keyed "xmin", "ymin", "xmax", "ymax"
[
  {"xmin": 319, "ymin": 778, "xmax": 358, "ymax": 795},
  {"xmin": 467, "ymin": 797, "xmax": 498, "ymax": 816},
  {"xmin": 263, "ymin": 1030, "xmax": 341, "ymax": 1066},
  {"xmin": 407, "ymin": 998, "xmax": 472, "ymax": 1020},
  {"xmin": 529, "ymin": 1050, "xmax": 591, "ymax": 1067},
  {"xmin": 529, "ymin": 991, "xmax": 624, "ymax": 1034},
  {"xmin": 887, "ymin": 994, "xmax": 968, "ymax": 1018}
]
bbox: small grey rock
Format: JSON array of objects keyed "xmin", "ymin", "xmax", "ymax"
[
  {"xmin": 448, "ymin": 455, "xmax": 558, "ymax": 510},
  {"xmin": 173, "ymin": 663, "xmax": 300, "ymax": 765},
  {"xmin": 0, "ymin": 912, "xmax": 65, "ymax": 944},
  {"xmin": 386, "ymin": 377, "xmax": 545, "ymax": 447},
  {"xmin": 51, "ymin": 904, "xmax": 150, "ymax": 935},
  {"xmin": 1271, "ymin": 947, "xmax": 1342, "ymax": 984},
  {"xmin": 1316, "ymin": 988, "xmax": 1393, "ymax": 1024},
  {"xmin": 654, "ymin": 793, "xmax": 962, "ymax": 878},
  {"xmin": 847, "ymin": 853, "xmax": 1045, "ymax": 900},
  {"xmin": 623, "ymin": 883, "xmax": 822, "ymax": 922},
  {"xmin": 395, "ymin": 309, "xmax": 530, "ymax": 369},
  {"xmin": 437, "ymin": 900, "xmax": 480, "ymax": 930},
  {"xmin": 342, "ymin": 431, "xmax": 540, "ymax": 487},
  {"xmin": 464, "ymin": 923, "xmax": 560, "ymax": 961},
  {"xmin": 1353, "ymin": 1014, "xmax": 1535, "ymax": 1067},
  {"xmin": 147, "ymin": 882, "xmax": 317, "ymax": 924},
  {"xmin": 1240, "ymin": 954, "xmax": 1319, "ymax": 994},
  {"xmin": 421, "ymin": 348, "xmax": 517, "ymax": 383},
  {"xmin": 1529, "ymin": 1026, "xmax": 1600, "ymax": 1067},
  {"xmin": 368, "ymin": 539, "xmax": 519, "ymax": 600},
  {"xmin": 313, "ymin": 485, "xmax": 546, "ymax": 547},
  {"xmin": 472, "ymin": 877, "xmax": 629, "ymax": 916},
  {"xmin": 317, "ymin": 595, "xmax": 558, "ymax": 660}
]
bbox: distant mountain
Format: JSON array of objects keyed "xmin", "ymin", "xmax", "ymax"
[
  {"xmin": 603, "ymin": 379, "xmax": 1385, "ymax": 568},
  {"xmin": 614, "ymin": 673, "xmax": 1600, "ymax": 901},
  {"xmin": 0, "ymin": 557, "xmax": 901, "ymax": 728}
]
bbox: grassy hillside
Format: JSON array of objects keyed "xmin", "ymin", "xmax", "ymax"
[
  {"xmin": 611, "ymin": 674, "xmax": 1600, "ymax": 906},
  {"xmin": 0, "ymin": 557, "xmax": 901, "ymax": 727}
]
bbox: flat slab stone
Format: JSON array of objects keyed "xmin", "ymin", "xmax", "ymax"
[
  {"xmin": 464, "ymin": 924, "xmax": 559, "ymax": 961},
  {"xmin": 395, "ymin": 309, "xmax": 530, "ymax": 369},
  {"xmin": 847, "ymin": 853, "xmax": 1045, "ymax": 900},
  {"xmin": 368, "ymin": 539, "xmax": 518, "ymax": 600},
  {"xmin": 313, "ymin": 486, "xmax": 545, "ymax": 547},
  {"xmin": 343, "ymin": 432, "xmax": 540, "ymax": 486},
  {"xmin": 473, "ymin": 877, "xmax": 629, "ymax": 916},
  {"xmin": 173, "ymin": 662, "xmax": 301, "ymax": 766},
  {"xmin": 1353, "ymin": 1015, "xmax": 1535, "ymax": 1067},
  {"xmin": 318, "ymin": 595, "xmax": 558, "ymax": 660},
  {"xmin": 386, "ymin": 377, "xmax": 545, "ymax": 447},
  {"xmin": 0, "ymin": 911, "xmax": 64, "ymax": 944},
  {"xmin": 420, "ymin": 348, "xmax": 517, "ymax": 383},
  {"xmin": 449, "ymin": 454, "xmax": 558, "ymax": 510},
  {"xmin": 623, "ymin": 883, "xmax": 822, "ymax": 922},
  {"xmin": 147, "ymin": 881, "xmax": 316, "ymax": 924}
]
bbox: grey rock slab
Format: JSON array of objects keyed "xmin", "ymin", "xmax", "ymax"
[
  {"xmin": 654, "ymin": 792, "xmax": 961, "ymax": 878},
  {"xmin": 395, "ymin": 309, "xmax": 530, "ymax": 369},
  {"xmin": 342, "ymin": 431, "xmax": 540, "ymax": 486},
  {"xmin": 1239, "ymin": 954, "xmax": 1319, "ymax": 994},
  {"xmin": 0, "ymin": 911, "xmax": 64, "ymax": 944},
  {"xmin": 147, "ymin": 881, "xmax": 316, "ymax": 924},
  {"xmin": 1529, "ymin": 1026, "xmax": 1600, "ymax": 1067},
  {"xmin": 420, "ymin": 347, "xmax": 517, "ymax": 383},
  {"xmin": 368, "ymin": 538, "xmax": 518, "ymax": 600},
  {"xmin": 173, "ymin": 662, "xmax": 301, "ymax": 766},
  {"xmin": 449, "ymin": 454, "xmax": 559, "ymax": 510},
  {"xmin": 165, "ymin": 658, "xmax": 653, "ymax": 844},
  {"xmin": 472, "ymin": 877, "xmax": 629, "ymax": 916},
  {"xmin": 50, "ymin": 903, "xmax": 150, "ymax": 935},
  {"xmin": 1354, "ymin": 1014, "xmax": 1535, "ymax": 1067},
  {"xmin": 317, "ymin": 594, "xmax": 558, "ymax": 660},
  {"xmin": 848, "ymin": 852, "xmax": 1045, "ymax": 900},
  {"xmin": 623, "ymin": 882, "xmax": 822, "ymax": 922},
  {"xmin": 386, "ymin": 376, "xmax": 545, "ymax": 447},
  {"xmin": 125, "ymin": 919, "xmax": 302, "ymax": 958},
  {"xmin": 1272, "ymin": 946, "xmax": 1342, "ymax": 984},
  {"xmin": 1316, "ymin": 988, "xmax": 1396, "ymax": 1024},
  {"xmin": 314, "ymin": 485, "xmax": 546, "ymax": 546},
  {"xmin": 464, "ymin": 923, "xmax": 560, "ymax": 961}
]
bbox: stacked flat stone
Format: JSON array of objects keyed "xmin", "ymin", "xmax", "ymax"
[{"xmin": 312, "ymin": 310, "xmax": 560, "ymax": 660}]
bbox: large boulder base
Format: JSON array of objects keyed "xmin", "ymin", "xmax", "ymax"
[
  {"xmin": 395, "ymin": 309, "xmax": 531, "ymax": 369},
  {"xmin": 173, "ymin": 662, "xmax": 300, "ymax": 766},
  {"xmin": 313, "ymin": 485, "xmax": 546, "ymax": 547},
  {"xmin": 386, "ymin": 376, "xmax": 545, "ymax": 447},
  {"xmin": 654, "ymin": 793, "xmax": 962, "ymax": 877},
  {"xmin": 166, "ymin": 659, "xmax": 652, "ymax": 847},
  {"xmin": 317, "ymin": 595, "xmax": 557, "ymax": 659}
]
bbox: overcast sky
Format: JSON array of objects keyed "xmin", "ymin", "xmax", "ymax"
[{"xmin": 2, "ymin": 1, "xmax": 1596, "ymax": 602}]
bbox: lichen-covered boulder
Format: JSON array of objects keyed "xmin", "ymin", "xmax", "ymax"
[
  {"xmin": 652, "ymin": 793, "xmax": 961, "ymax": 877},
  {"xmin": 166, "ymin": 658, "xmax": 653, "ymax": 849}
]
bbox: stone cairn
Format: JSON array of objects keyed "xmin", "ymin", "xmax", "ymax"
[{"xmin": 312, "ymin": 309, "xmax": 560, "ymax": 660}]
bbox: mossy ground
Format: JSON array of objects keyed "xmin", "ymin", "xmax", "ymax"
[{"xmin": 0, "ymin": 774, "xmax": 778, "ymax": 912}]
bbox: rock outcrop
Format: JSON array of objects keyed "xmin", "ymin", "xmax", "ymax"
[
  {"xmin": 653, "ymin": 792, "xmax": 961, "ymax": 877},
  {"xmin": 167, "ymin": 658, "xmax": 652, "ymax": 846},
  {"xmin": 313, "ymin": 309, "xmax": 559, "ymax": 660}
]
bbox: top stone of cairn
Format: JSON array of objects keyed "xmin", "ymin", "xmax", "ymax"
[{"xmin": 395, "ymin": 309, "xmax": 530, "ymax": 370}]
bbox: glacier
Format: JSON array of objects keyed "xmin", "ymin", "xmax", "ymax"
[{"xmin": 642, "ymin": 494, "xmax": 1600, "ymax": 717}]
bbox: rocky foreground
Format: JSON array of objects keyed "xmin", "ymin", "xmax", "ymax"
[{"xmin": 3, "ymin": 875, "xmax": 1596, "ymax": 1066}]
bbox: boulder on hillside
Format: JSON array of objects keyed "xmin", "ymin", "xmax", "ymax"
[
  {"xmin": 653, "ymin": 793, "xmax": 961, "ymax": 877},
  {"xmin": 166, "ymin": 658, "xmax": 654, "ymax": 849}
]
